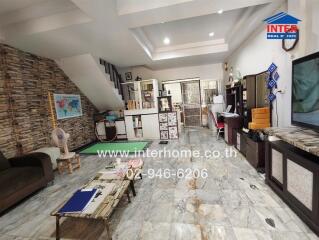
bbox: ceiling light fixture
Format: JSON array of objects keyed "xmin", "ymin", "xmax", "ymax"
[
  {"xmin": 163, "ymin": 37, "xmax": 170, "ymax": 45},
  {"xmin": 217, "ymin": 9, "xmax": 223, "ymax": 14},
  {"xmin": 209, "ymin": 32, "xmax": 215, "ymax": 37}
]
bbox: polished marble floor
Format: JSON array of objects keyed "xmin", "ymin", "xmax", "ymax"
[{"xmin": 0, "ymin": 128, "xmax": 318, "ymax": 240}]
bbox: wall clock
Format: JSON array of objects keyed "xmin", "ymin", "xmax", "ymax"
[{"xmin": 282, "ymin": 29, "xmax": 299, "ymax": 52}]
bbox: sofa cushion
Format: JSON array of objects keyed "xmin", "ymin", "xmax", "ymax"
[
  {"xmin": 0, "ymin": 167, "xmax": 44, "ymax": 198},
  {"xmin": 0, "ymin": 151, "xmax": 10, "ymax": 171}
]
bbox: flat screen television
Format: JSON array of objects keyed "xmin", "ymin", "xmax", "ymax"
[{"xmin": 292, "ymin": 51, "xmax": 319, "ymax": 130}]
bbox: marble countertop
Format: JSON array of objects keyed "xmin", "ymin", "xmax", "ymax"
[{"xmin": 264, "ymin": 127, "xmax": 319, "ymax": 157}]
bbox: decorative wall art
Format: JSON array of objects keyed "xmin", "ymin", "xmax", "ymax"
[
  {"xmin": 54, "ymin": 94, "xmax": 83, "ymax": 120},
  {"xmin": 158, "ymin": 112, "xmax": 178, "ymax": 140},
  {"xmin": 125, "ymin": 72, "xmax": 132, "ymax": 81},
  {"xmin": 168, "ymin": 126, "xmax": 178, "ymax": 139},
  {"xmin": 159, "ymin": 113, "xmax": 168, "ymax": 123},
  {"xmin": 160, "ymin": 131, "xmax": 169, "ymax": 140},
  {"xmin": 159, "ymin": 122, "xmax": 168, "ymax": 131},
  {"xmin": 267, "ymin": 63, "xmax": 280, "ymax": 102},
  {"xmin": 168, "ymin": 112, "xmax": 177, "ymax": 126}
]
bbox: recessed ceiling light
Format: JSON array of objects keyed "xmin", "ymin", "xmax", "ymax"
[
  {"xmin": 209, "ymin": 32, "xmax": 215, "ymax": 37},
  {"xmin": 217, "ymin": 9, "xmax": 223, "ymax": 14},
  {"xmin": 163, "ymin": 37, "xmax": 170, "ymax": 45}
]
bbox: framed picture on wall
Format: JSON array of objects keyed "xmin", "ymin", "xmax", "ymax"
[
  {"xmin": 125, "ymin": 72, "xmax": 132, "ymax": 81},
  {"xmin": 54, "ymin": 94, "xmax": 83, "ymax": 120}
]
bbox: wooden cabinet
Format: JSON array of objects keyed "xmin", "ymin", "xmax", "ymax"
[
  {"xmin": 125, "ymin": 114, "xmax": 160, "ymax": 140},
  {"xmin": 115, "ymin": 120, "xmax": 126, "ymax": 139},
  {"xmin": 246, "ymin": 137, "xmax": 265, "ymax": 169},
  {"xmin": 141, "ymin": 114, "xmax": 160, "ymax": 139},
  {"xmin": 265, "ymin": 140, "xmax": 319, "ymax": 235},
  {"xmin": 225, "ymin": 84, "xmax": 243, "ymax": 115},
  {"xmin": 245, "ymin": 75, "xmax": 256, "ymax": 109},
  {"xmin": 124, "ymin": 116, "xmax": 136, "ymax": 140},
  {"xmin": 224, "ymin": 116, "xmax": 243, "ymax": 145},
  {"xmin": 242, "ymin": 72, "xmax": 271, "ymax": 128},
  {"xmin": 234, "ymin": 130, "xmax": 248, "ymax": 156}
]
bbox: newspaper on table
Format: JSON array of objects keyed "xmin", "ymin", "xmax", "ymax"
[{"xmin": 82, "ymin": 180, "xmax": 116, "ymax": 214}]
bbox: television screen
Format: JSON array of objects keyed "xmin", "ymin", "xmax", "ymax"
[{"xmin": 292, "ymin": 52, "xmax": 319, "ymax": 129}]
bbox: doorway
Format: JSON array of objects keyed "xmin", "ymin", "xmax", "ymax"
[
  {"xmin": 163, "ymin": 78, "xmax": 202, "ymax": 127},
  {"xmin": 181, "ymin": 80, "xmax": 201, "ymax": 127}
]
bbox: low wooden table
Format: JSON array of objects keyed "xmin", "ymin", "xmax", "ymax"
[
  {"xmin": 51, "ymin": 161, "xmax": 143, "ymax": 240},
  {"xmin": 56, "ymin": 152, "xmax": 81, "ymax": 174},
  {"xmin": 51, "ymin": 179, "xmax": 131, "ymax": 240}
]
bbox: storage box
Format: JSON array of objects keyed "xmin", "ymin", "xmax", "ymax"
[
  {"xmin": 249, "ymin": 107, "xmax": 270, "ymax": 129},
  {"xmin": 252, "ymin": 107, "xmax": 270, "ymax": 114},
  {"xmin": 249, "ymin": 122, "xmax": 271, "ymax": 129},
  {"xmin": 252, "ymin": 118, "xmax": 270, "ymax": 124},
  {"xmin": 252, "ymin": 112, "xmax": 270, "ymax": 120}
]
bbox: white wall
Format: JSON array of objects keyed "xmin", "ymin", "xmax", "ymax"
[
  {"xmin": 226, "ymin": 28, "xmax": 291, "ymax": 127},
  {"xmin": 225, "ymin": 0, "xmax": 319, "ymax": 127},
  {"xmin": 120, "ymin": 63, "xmax": 224, "ymax": 93}
]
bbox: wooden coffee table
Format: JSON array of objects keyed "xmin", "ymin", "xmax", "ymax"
[
  {"xmin": 51, "ymin": 178, "xmax": 131, "ymax": 240},
  {"xmin": 51, "ymin": 161, "xmax": 143, "ymax": 240}
]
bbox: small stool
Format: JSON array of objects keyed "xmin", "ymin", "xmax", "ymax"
[{"xmin": 57, "ymin": 152, "xmax": 81, "ymax": 174}]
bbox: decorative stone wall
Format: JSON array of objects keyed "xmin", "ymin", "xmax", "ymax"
[{"xmin": 0, "ymin": 44, "xmax": 98, "ymax": 158}]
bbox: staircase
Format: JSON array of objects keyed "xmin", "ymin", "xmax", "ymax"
[
  {"xmin": 56, "ymin": 54, "xmax": 124, "ymax": 111},
  {"xmin": 99, "ymin": 58, "xmax": 124, "ymax": 100}
]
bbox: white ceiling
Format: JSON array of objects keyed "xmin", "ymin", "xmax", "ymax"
[
  {"xmin": 0, "ymin": 0, "xmax": 46, "ymax": 15},
  {"xmin": 0, "ymin": 0, "xmax": 78, "ymax": 27},
  {"xmin": 0, "ymin": 0, "xmax": 285, "ymax": 70},
  {"xmin": 141, "ymin": 8, "xmax": 246, "ymax": 48}
]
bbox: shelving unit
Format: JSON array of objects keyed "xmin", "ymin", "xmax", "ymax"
[
  {"xmin": 122, "ymin": 79, "xmax": 159, "ymax": 111},
  {"xmin": 123, "ymin": 79, "xmax": 160, "ymax": 140},
  {"xmin": 225, "ymin": 83, "xmax": 243, "ymax": 115}
]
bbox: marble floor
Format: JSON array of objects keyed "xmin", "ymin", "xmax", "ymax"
[{"xmin": 0, "ymin": 128, "xmax": 318, "ymax": 240}]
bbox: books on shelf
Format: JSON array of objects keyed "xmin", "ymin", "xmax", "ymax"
[{"xmin": 58, "ymin": 189, "xmax": 98, "ymax": 214}]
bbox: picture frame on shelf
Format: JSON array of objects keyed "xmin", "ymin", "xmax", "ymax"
[{"xmin": 125, "ymin": 72, "xmax": 132, "ymax": 81}]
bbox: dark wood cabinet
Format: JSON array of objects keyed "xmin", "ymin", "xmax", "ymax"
[
  {"xmin": 246, "ymin": 137, "xmax": 265, "ymax": 169},
  {"xmin": 245, "ymin": 75, "xmax": 256, "ymax": 109},
  {"xmin": 225, "ymin": 84, "xmax": 243, "ymax": 115},
  {"xmin": 256, "ymin": 72, "xmax": 270, "ymax": 108},
  {"xmin": 234, "ymin": 129, "xmax": 245, "ymax": 155},
  {"xmin": 242, "ymin": 72, "xmax": 271, "ymax": 128},
  {"xmin": 234, "ymin": 130, "xmax": 248, "ymax": 156},
  {"xmin": 265, "ymin": 140, "xmax": 319, "ymax": 235},
  {"xmin": 224, "ymin": 116, "xmax": 243, "ymax": 145}
]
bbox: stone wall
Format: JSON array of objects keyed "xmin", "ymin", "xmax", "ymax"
[{"xmin": 0, "ymin": 44, "xmax": 98, "ymax": 158}]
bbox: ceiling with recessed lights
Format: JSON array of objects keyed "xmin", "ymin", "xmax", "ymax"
[
  {"xmin": 0, "ymin": 0, "xmax": 285, "ymax": 69},
  {"xmin": 140, "ymin": 8, "xmax": 245, "ymax": 48}
]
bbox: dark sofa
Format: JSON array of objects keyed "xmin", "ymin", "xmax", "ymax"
[{"xmin": 0, "ymin": 151, "xmax": 54, "ymax": 213}]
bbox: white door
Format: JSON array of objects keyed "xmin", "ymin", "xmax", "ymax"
[{"xmin": 141, "ymin": 114, "xmax": 160, "ymax": 139}]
